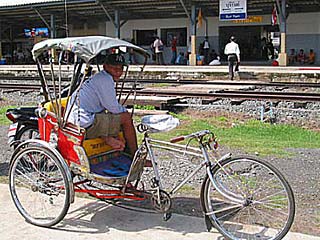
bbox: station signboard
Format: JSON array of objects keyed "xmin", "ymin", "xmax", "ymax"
[{"xmin": 219, "ymin": 0, "xmax": 247, "ymax": 21}]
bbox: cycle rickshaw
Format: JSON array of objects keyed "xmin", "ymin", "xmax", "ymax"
[{"xmin": 9, "ymin": 36, "xmax": 295, "ymax": 240}]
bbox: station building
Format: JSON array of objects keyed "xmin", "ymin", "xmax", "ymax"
[{"xmin": 0, "ymin": 0, "xmax": 319, "ymax": 65}]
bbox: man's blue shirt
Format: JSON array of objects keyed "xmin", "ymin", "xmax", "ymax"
[{"xmin": 66, "ymin": 70, "xmax": 126, "ymax": 128}]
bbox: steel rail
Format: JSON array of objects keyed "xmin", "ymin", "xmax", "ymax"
[
  {"xmin": 1, "ymin": 75, "xmax": 320, "ymax": 88},
  {"xmin": 1, "ymin": 83, "xmax": 320, "ymax": 102},
  {"xmin": 0, "ymin": 83, "xmax": 142, "ymax": 91},
  {"xmin": 127, "ymin": 89, "xmax": 320, "ymax": 102}
]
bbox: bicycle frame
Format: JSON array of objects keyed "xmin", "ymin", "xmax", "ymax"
[{"xmin": 143, "ymin": 132, "xmax": 245, "ymax": 205}]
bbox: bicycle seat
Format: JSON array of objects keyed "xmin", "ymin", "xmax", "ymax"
[{"xmin": 141, "ymin": 114, "xmax": 180, "ymax": 133}]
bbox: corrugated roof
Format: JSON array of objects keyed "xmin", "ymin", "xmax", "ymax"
[{"xmin": 0, "ymin": 0, "xmax": 63, "ymax": 8}]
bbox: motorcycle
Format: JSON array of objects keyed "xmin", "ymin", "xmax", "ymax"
[{"xmin": 6, "ymin": 107, "xmax": 39, "ymax": 146}]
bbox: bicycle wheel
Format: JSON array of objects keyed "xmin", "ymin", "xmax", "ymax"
[
  {"xmin": 9, "ymin": 146, "xmax": 71, "ymax": 227},
  {"xmin": 201, "ymin": 156, "xmax": 295, "ymax": 240}
]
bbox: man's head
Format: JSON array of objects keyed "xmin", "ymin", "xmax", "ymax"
[
  {"xmin": 230, "ymin": 36, "xmax": 236, "ymax": 42},
  {"xmin": 103, "ymin": 53, "xmax": 126, "ymax": 80}
]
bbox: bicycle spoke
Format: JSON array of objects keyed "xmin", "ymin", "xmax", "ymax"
[
  {"xmin": 9, "ymin": 147, "xmax": 70, "ymax": 227},
  {"xmin": 203, "ymin": 157, "xmax": 294, "ymax": 240},
  {"xmin": 255, "ymin": 189, "xmax": 287, "ymax": 202}
]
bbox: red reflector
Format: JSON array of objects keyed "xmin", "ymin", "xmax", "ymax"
[{"xmin": 6, "ymin": 112, "xmax": 17, "ymax": 122}]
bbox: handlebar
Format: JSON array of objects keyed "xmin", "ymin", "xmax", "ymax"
[{"xmin": 170, "ymin": 130, "xmax": 211, "ymax": 143}]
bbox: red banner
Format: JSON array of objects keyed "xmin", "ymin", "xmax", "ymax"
[{"xmin": 272, "ymin": 5, "xmax": 278, "ymax": 26}]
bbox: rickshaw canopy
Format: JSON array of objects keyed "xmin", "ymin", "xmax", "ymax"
[{"xmin": 32, "ymin": 36, "xmax": 149, "ymax": 63}]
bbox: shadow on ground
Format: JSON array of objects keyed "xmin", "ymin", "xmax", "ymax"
[{"xmin": 54, "ymin": 196, "xmax": 208, "ymax": 235}]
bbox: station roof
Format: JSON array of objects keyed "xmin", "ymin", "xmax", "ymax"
[
  {"xmin": 0, "ymin": 0, "xmax": 319, "ymax": 30},
  {"xmin": 0, "ymin": 0, "xmax": 63, "ymax": 8}
]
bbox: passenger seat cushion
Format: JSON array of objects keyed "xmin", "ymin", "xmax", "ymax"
[{"xmin": 90, "ymin": 152, "xmax": 132, "ymax": 177}]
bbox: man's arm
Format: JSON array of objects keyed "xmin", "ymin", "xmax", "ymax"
[{"xmin": 236, "ymin": 44, "xmax": 240, "ymax": 62}]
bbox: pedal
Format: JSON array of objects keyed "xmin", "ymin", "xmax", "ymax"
[{"xmin": 163, "ymin": 212, "xmax": 172, "ymax": 221}]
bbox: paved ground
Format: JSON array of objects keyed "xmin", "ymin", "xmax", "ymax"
[{"xmin": 1, "ymin": 184, "xmax": 319, "ymax": 240}]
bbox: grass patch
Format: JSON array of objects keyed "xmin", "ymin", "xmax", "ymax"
[
  {"xmin": 134, "ymin": 104, "xmax": 156, "ymax": 110},
  {"xmin": 2, "ymin": 104, "xmax": 319, "ymax": 157},
  {"xmin": 137, "ymin": 112, "xmax": 320, "ymax": 157},
  {"xmin": 216, "ymin": 120, "xmax": 320, "ymax": 156},
  {"xmin": 0, "ymin": 106, "xmax": 16, "ymax": 126},
  {"xmin": 146, "ymin": 83, "xmax": 172, "ymax": 88},
  {"xmin": 175, "ymin": 185, "xmax": 199, "ymax": 195}
]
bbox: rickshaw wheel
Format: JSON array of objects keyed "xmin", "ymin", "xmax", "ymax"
[{"xmin": 9, "ymin": 146, "xmax": 71, "ymax": 227}]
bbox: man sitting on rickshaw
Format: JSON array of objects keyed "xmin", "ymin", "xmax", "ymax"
[{"xmin": 66, "ymin": 53, "xmax": 137, "ymax": 157}]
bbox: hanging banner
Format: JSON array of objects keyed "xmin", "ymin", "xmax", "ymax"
[
  {"xmin": 219, "ymin": 0, "xmax": 247, "ymax": 21},
  {"xmin": 271, "ymin": 4, "xmax": 278, "ymax": 26}
]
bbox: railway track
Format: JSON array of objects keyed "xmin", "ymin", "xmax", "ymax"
[
  {"xmin": 0, "ymin": 83, "xmax": 142, "ymax": 92},
  {"xmin": 134, "ymin": 89, "xmax": 320, "ymax": 102},
  {"xmin": 0, "ymin": 83, "xmax": 67, "ymax": 91},
  {"xmin": 1, "ymin": 75, "xmax": 320, "ymax": 88},
  {"xmin": 1, "ymin": 82, "xmax": 320, "ymax": 102}
]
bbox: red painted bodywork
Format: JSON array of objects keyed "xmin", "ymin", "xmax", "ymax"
[{"xmin": 38, "ymin": 113, "xmax": 84, "ymax": 165}]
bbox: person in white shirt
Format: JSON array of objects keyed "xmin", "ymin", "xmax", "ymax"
[
  {"xmin": 202, "ymin": 36, "xmax": 210, "ymax": 64},
  {"xmin": 224, "ymin": 36, "xmax": 240, "ymax": 80},
  {"xmin": 153, "ymin": 36, "xmax": 164, "ymax": 65}
]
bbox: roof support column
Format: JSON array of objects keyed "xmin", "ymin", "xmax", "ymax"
[
  {"xmin": 115, "ymin": 10, "xmax": 120, "ymax": 38},
  {"xmin": 33, "ymin": 8, "xmax": 51, "ymax": 32},
  {"xmin": 9, "ymin": 26, "xmax": 13, "ymax": 64},
  {"xmin": 50, "ymin": 14, "xmax": 56, "ymax": 38},
  {"xmin": 277, "ymin": 0, "xmax": 287, "ymax": 66},
  {"xmin": 189, "ymin": 5, "xmax": 197, "ymax": 66},
  {"xmin": 179, "ymin": 0, "xmax": 192, "ymax": 22}
]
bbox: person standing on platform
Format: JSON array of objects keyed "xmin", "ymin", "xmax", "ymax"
[
  {"xmin": 202, "ymin": 36, "xmax": 210, "ymax": 64},
  {"xmin": 170, "ymin": 36, "xmax": 177, "ymax": 64},
  {"xmin": 129, "ymin": 38, "xmax": 136, "ymax": 64},
  {"xmin": 224, "ymin": 36, "xmax": 240, "ymax": 80},
  {"xmin": 153, "ymin": 36, "xmax": 164, "ymax": 65}
]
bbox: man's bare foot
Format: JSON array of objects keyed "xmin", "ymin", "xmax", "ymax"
[{"xmin": 103, "ymin": 136, "xmax": 125, "ymax": 151}]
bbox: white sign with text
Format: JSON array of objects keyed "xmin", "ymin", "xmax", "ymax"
[{"xmin": 219, "ymin": 0, "xmax": 247, "ymax": 21}]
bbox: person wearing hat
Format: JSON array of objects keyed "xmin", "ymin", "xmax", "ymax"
[
  {"xmin": 224, "ymin": 36, "xmax": 240, "ymax": 80},
  {"xmin": 66, "ymin": 53, "xmax": 137, "ymax": 157}
]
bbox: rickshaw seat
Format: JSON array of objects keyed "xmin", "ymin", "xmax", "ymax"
[
  {"xmin": 83, "ymin": 132, "xmax": 125, "ymax": 157},
  {"xmin": 84, "ymin": 135, "xmax": 132, "ymax": 179},
  {"xmin": 43, "ymin": 97, "xmax": 126, "ymax": 164},
  {"xmin": 58, "ymin": 121, "xmax": 125, "ymax": 158},
  {"xmin": 43, "ymin": 97, "xmax": 69, "ymax": 114},
  {"xmin": 89, "ymin": 151, "xmax": 132, "ymax": 178}
]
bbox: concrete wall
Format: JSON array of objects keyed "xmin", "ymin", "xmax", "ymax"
[
  {"xmin": 70, "ymin": 22, "xmax": 105, "ymax": 37},
  {"xmin": 286, "ymin": 12, "xmax": 320, "ymax": 64}
]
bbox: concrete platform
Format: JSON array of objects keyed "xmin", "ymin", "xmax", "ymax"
[
  {"xmin": 1, "ymin": 64, "xmax": 320, "ymax": 75},
  {"xmin": 0, "ymin": 184, "xmax": 319, "ymax": 240}
]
